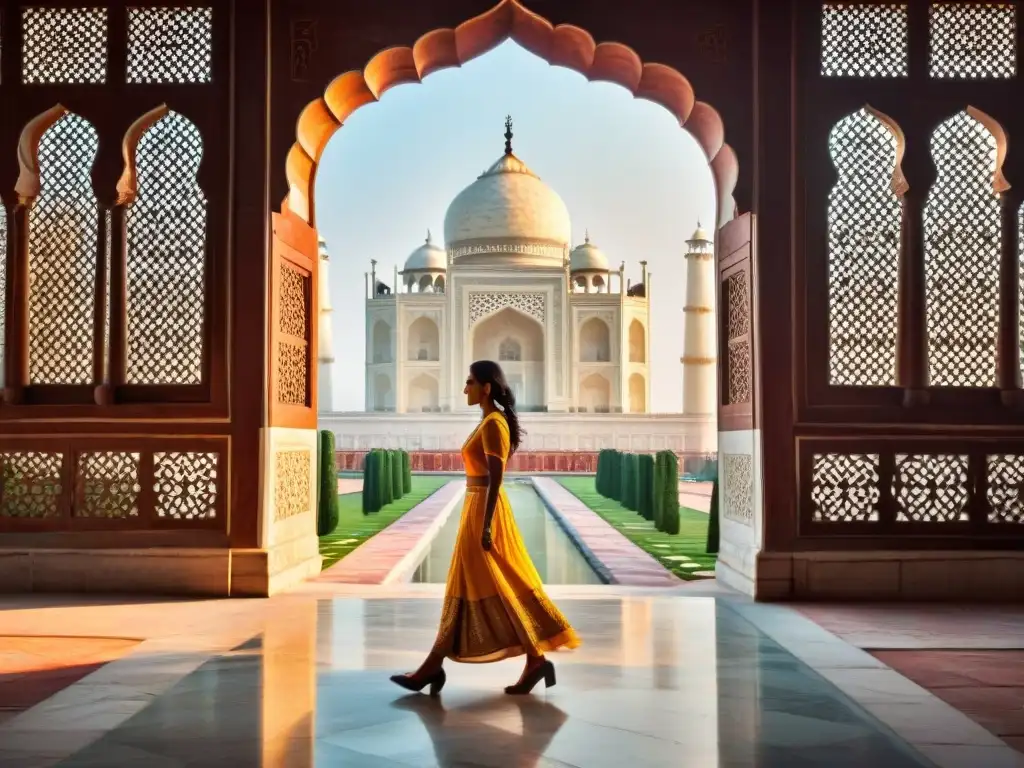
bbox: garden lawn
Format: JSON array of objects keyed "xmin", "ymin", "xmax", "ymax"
[
  {"xmin": 557, "ymin": 476, "xmax": 717, "ymax": 581},
  {"xmin": 319, "ymin": 475, "xmax": 451, "ymax": 569}
]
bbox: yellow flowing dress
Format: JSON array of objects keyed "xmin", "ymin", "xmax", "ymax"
[{"xmin": 431, "ymin": 411, "xmax": 581, "ymax": 663}]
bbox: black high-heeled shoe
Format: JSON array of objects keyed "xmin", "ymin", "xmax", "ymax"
[
  {"xmin": 389, "ymin": 668, "xmax": 447, "ymax": 696},
  {"xmin": 504, "ymin": 660, "xmax": 556, "ymax": 695}
]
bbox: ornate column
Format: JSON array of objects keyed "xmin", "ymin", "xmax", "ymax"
[{"xmin": 997, "ymin": 185, "xmax": 1021, "ymax": 406}]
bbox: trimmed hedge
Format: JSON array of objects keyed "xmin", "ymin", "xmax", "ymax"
[
  {"xmin": 706, "ymin": 476, "xmax": 720, "ymax": 554},
  {"xmin": 316, "ymin": 430, "xmax": 340, "ymax": 535},
  {"xmin": 654, "ymin": 450, "xmax": 680, "ymax": 534},
  {"xmin": 390, "ymin": 449, "xmax": 403, "ymax": 500},
  {"xmin": 638, "ymin": 453, "xmax": 655, "ymax": 520},
  {"xmin": 362, "ymin": 449, "xmax": 413, "ymax": 515}
]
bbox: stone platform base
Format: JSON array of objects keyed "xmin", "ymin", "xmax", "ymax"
[
  {"xmin": 0, "ymin": 546, "xmax": 322, "ymax": 597},
  {"xmin": 718, "ymin": 551, "xmax": 1024, "ymax": 602}
]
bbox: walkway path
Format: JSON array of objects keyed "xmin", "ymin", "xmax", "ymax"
[
  {"xmin": 532, "ymin": 477, "xmax": 680, "ymax": 587},
  {"xmin": 315, "ymin": 480, "xmax": 464, "ymax": 585}
]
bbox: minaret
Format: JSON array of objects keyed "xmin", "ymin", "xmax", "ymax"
[
  {"xmin": 681, "ymin": 223, "xmax": 716, "ymax": 415},
  {"xmin": 317, "ymin": 236, "xmax": 335, "ymax": 413}
]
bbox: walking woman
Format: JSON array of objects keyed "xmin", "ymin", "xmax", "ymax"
[{"xmin": 390, "ymin": 360, "xmax": 580, "ymax": 696}]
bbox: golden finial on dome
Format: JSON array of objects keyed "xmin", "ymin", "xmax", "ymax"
[
  {"xmin": 584, "ymin": 229, "xmax": 590, "ymax": 244},
  {"xmin": 504, "ymin": 115, "xmax": 513, "ymax": 155},
  {"xmin": 426, "ymin": 229, "xmax": 432, "ymax": 244}
]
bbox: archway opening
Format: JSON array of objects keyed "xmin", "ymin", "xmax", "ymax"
[
  {"xmin": 408, "ymin": 373, "xmax": 440, "ymax": 412},
  {"xmin": 472, "ymin": 307, "xmax": 545, "ymax": 408},
  {"xmin": 629, "ymin": 373, "xmax": 647, "ymax": 413},
  {"xmin": 407, "ymin": 317, "xmax": 440, "ymax": 362},
  {"xmin": 579, "ymin": 317, "xmax": 612, "ymax": 363},
  {"xmin": 580, "ymin": 373, "xmax": 611, "ymax": 413},
  {"xmin": 372, "ymin": 320, "xmax": 392, "ymax": 364}
]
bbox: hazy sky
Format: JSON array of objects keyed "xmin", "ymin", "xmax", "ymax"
[{"xmin": 315, "ymin": 40, "xmax": 715, "ymax": 413}]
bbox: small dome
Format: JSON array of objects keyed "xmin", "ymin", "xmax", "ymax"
[
  {"xmin": 687, "ymin": 222, "xmax": 712, "ymax": 244},
  {"xmin": 403, "ymin": 231, "xmax": 447, "ymax": 272},
  {"xmin": 570, "ymin": 232, "xmax": 609, "ymax": 272}
]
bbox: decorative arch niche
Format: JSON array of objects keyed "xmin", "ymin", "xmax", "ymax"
[{"xmin": 283, "ymin": 0, "xmax": 740, "ymax": 230}]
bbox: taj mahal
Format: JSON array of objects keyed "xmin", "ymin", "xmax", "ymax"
[{"xmin": 318, "ymin": 119, "xmax": 717, "ymax": 458}]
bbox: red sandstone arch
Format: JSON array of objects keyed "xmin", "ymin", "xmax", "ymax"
[{"xmin": 284, "ymin": 0, "xmax": 740, "ymax": 229}]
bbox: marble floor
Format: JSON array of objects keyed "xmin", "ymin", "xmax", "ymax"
[{"xmin": 1, "ymin": 590, "xmax": 1020, "ymax": 767}]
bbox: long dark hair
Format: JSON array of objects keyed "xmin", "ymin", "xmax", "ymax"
[{"xmin": 470, "ymin": 360, "xmax": 524, "ymax": 455}]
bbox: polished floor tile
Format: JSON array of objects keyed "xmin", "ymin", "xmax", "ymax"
[{"xmin": 44, "ymin": 596, "xmax": 940, "ymax": 767}]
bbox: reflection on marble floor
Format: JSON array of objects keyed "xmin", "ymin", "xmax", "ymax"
[{"xmin": 44, "ymin": 596, "xmax": 937, "ymax": 768}]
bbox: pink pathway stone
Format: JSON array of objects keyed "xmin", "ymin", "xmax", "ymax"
[
  {"xmin": 679, "ymin": 480, "xmax": 712, "ymax": 513},
  {"xmin": 531, "ymin": 477, "xmax": 680, "ymax": 588},
  {"xmin": 315, "ymin": 480, "xmax": 464, "ymax": 585},
  {"xmin": 337, "ymin": 477, "xmax": 363, "ymax": 495}
]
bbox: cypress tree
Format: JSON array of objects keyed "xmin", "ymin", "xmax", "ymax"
[
  {"xmin": 362, "ymin": 450, "xmax": 379, "ymax": 514},
  {"xmin": 619, "ymin": 452, "xmax": 631, "ymax": 507},
  {"xmin": 706, "ymin": 475, "xmax": 720, "ymax": 554},
  {"xmin": 595, "ymin": 450, "xmax": 606, "ymax": 496},
  {"xmin": 317, "ymin": 430, "xmax": 340, "ymax": 535},
  {"xmin": 609, "ymin": 450, "xmax": 621, "ymax": 501},
  {"xmin": 638, "ymin": 453, "xmax": 655, "ymax": 520},
  {"xmin": 660, "ymin": 451, "xmax": 681, "ymax": 535},
  {"xmin": 653, "ymin": 452, "xmax": 666, "ymax": 531},
  {"xmin": 402, "ymin": 450, "xmax": 412, "ymax": 495},
  {"xmin": 381, "ymin": 450, "xmax": 394, "ymax": 506},
  {"xmin": 390, "ymin": 449, "xmax": 403, "ymax": 499}
]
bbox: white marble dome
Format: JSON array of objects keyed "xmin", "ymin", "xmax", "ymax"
[
  {"xmin": 403, "ymin": 231, "xmax": 447, "ymax": 272},
  {"xmin": 443, "ymin": 152, "xmax": 572, "ymax": 249},
  {"xmin": 570, "ymin": 232, "xmax": 609, "ymax": 272}
]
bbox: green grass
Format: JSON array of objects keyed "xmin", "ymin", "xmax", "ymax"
[
  {"xmin": 558, "ymin": 476, "xmax": 717, "ymax": 581},
  {"xmin": 318, "ymin": 475, "xmax": 452, "ymax": 569}
]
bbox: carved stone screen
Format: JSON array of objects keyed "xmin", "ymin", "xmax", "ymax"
[
  {"xmin": 28, "ymin": 114, "xmax": 100, "ymax": 385},
  {"xmin": 468, "ymin": 292, "xmax": 545, "ymax": 325},
  {"xmin": 126, "ymin": 111, "xmax": 207, "ymax": 385},
  {"xmin": 1020, "ymin": 205, "xmax": 1024, "ymax": 382},
  {"xmin": 923, "ymin": 111, "xmax": 1001, "ymax": 387},
  {"xmin": 725, "ymin": 272, "xmax": 751, "ymax": 404},
  {"xmin": 0, "ymin": 451, "xmax": 63, "ymax": 519},
  {"xmin": 127, "ymin": 6, "xmax": 213, "ymax": 84},
  {"xmin": 810, "ymin": 453, "xmax": 880, "ymax": 522},
  {"xmin": 75, "ymin": 452, "xmax": 141, "ymax": 519},
  {"xmin": 827, "ymin": 109, "xmax": 901, "ymax": 386},
  {"xmin": 987, "ymin": 454, "xmax": 1024, "ymax": 524},
  {"xmin": 153, "ymin": 451, "xmax": 218, "ymax": 520},
  {"xmin": 277, "ymin": 264, "xmax": 309, "ymax": 406},
  {"xmin": 22, "ymin": 7, "xmax": 107, "ymax": 84},
  {"xmin": 929, "ymin": 2, "xmax": 1017, "ymax": 79},
  {"xmin": 820, "ymin": 3, "xmax": 908, "ymax": 77},
  {"xmin": 893, "ymin": 453, "xmax": 970, "ymax": 522}
]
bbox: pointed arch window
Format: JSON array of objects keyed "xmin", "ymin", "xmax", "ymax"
[
  {"xmin": 125, "ymin": 110, "xmax": 208, "ymax": 385},
  {"xmin": 28, "ymin": 113, "xmax": 100, "ymax": 385},
  {"xmin": 826, "ymin": 108, "xmax": 903, "ymax": 386},
  {"xmin": 924, "ymin": 110, "xmax": 1003, "ymax": 387}
]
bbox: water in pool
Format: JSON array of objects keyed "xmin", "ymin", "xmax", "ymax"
[{"xmin": 412, "ymin": 480, "xmax": 604, "ymax": 584}]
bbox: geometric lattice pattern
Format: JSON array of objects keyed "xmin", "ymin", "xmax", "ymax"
[
  {"xmin": 126, "ymin": 111, "xmax": 207, "ymax": 385},
  {"xmin": 930, "ymin": 2, "xmax": 1017, "ymax": 79},
  {"xmin": 0, "ymin": 205, "xmax": 6, "ymax": 389},
  {"xmin": 827, "ymin": 110, "xmax": 901, "ymax": 386},
  {"xmin": 75, "ymin": 452, "xmax": 141, "ymax": 519},
  {"xmin": 279, "ymin": 264, "xmax": 307, "ymax": 339},
  {"xmin": 21, "ymin": 7, "xmax": 108, "ymax": 84},
  {"xmin": 725, "ymin": 272, "xmax": 751, "ymax": 404},
  {"xmin": 1020, "ymin": 205, "xmax": 1024, "ymax": 383},
  {"xmin": 28, "ymin": 113, "xmax": 99, "ymax": 385},
  {"xmin": 274, "ymin": 450, "xmax": 311, "ymax": 521},
  {"xmin": 820, "ymin": 4, "xmax": 909, "ymax": 77},
  {"xmin": 0, "ymin": 451, "xmax": 64, "ymax": 518},
  {"xmin": 986, "ymin": 454, "xmax": 1024, "ymax": 524},
  {"xmin": 811, "ymin": 453, "xmax": 880, "ymax": 522},
  {"xmin": 893, "ymin": 453, "xmax": 969, "ymax": 522},
  {"xmin": 722, "ymin": 454, "xmax": 753, "ymax": 525},
  {"xmin": 127, "ymin": 7, "xmax": 213, "ymax": 84},
  {"xmin": 924, "ymin": 111, "xmax": 1001, "ymax": 387},
  {"xmin": 469, "ymin": 292, "xmax": 546, "ymax": 325},
  {"xmin": 153, "ymin": 451, "xmax": 218, "ymax": 520}
]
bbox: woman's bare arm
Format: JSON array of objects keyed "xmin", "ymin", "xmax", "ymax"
[{"xmin": 482, "ymin": 454, "xmax": 504, "ymax": 550}]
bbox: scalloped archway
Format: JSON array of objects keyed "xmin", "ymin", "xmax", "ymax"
[{"xmin": 283, "ymin": 0, "xmax": 740, "ymax": 230}]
